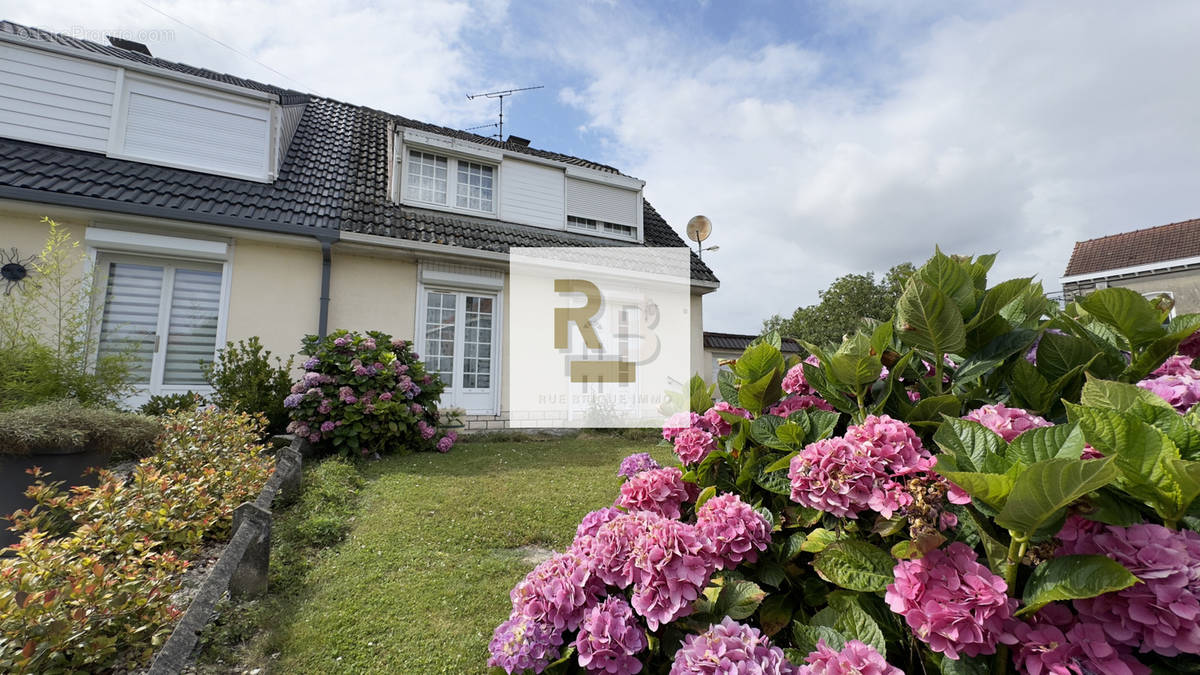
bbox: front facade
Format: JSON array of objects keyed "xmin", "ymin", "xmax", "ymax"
[
  {"xmin": 0, "ymin": 21, "xmax": 718, "ymax": 426},
  {"xmin": 1061, "ymin": 217, "xmax": 1200, "ymax": 315}
]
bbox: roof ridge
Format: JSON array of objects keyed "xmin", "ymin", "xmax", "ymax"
[{"xmin": 1072, "ymin": 216, "xmax": 1200, "ymax": 246}]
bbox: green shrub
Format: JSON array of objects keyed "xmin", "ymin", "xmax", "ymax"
[
  {"xmin": 0, "ymin": 218, "xmax": 134, "ymax": 410},
  {"xmin": 138, "ymin": 391, "xmax": 206, "ymax": 417},
  {"xmin": 203, "ymin": 337, "xmax": 293, "ymax": 435},
  {"xmin": 0, "ymin": 399, "xmax": 161, "ymax": 458},
  {"xmin": 0, "ymin": 406, "xmax": 274, "ymax": 672}
]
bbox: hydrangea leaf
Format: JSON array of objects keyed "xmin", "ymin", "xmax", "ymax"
[
  {"xmin": 936, "ymin": 465, "xmax": 1019, "ymax": 511},
  {"xmin": 964, "ymin": 277, "xmax": 1034, "ymax": 331},
  {"xmin": 757, "ymin": 594, "xmax": 793, "ymax": 637},
  {"xmin": 1129, "ymin": 402, "xmax": 1200, "ymax": 461},
  {"xmin": 775, "ymin": 420, "xmax": 810, "ymax": 449},
  {"xmin": 896, "ymin": 278, "xmax": 967, "ymax": 356},
  {"xmin": 740, "ymin": 370, "xmax": 784, "ymax": 417},
  {"xmin": 763, "ymin": 451, "xmax": 799, "ymax": 474},
  {"xmin": 940, "ymin": 654, "xmax": 992, "ymax": 675},
  {"xmin": 694, "ymin": 485, "xmax": 716, "ymax": 510},
  {"xmin": 825, "ymin": 592, "xmax": 887, "ymax": 655},
  {"xmin": 1006, "ymin": 422, "xmax": 1086, "ymax": 465},
  {"xmin": 933, "ymin": 417, "xmax": 1008, "ymax": 473},
  {"xmin": 717, "ymin": 369, "xmax": 740, "ymax": 407},
  {"xmin": 800, "ymin": 528, "xmax": 847, "ymax": 553},
  {"xmin": 829, "ymin": 333, "xmax": 883, "ymax": 387},
  {"xmin": 790, "ymin": 624, "xmax": 845, "ymax": 658},
  {"xmin": 801, "ymin": 362, "xmax": 857, "ymax": 414},
  {"xmin": 1017, "ymin": 554, "xmax": 1139, "ymax": 617},
  {"xmin": 811, "ymin": 540, "xmax": 894, "ymax": 593},
  {"xmin": 953, "ymin": 328, "xmax": 1037, "ymax": 387},
  {"xmin": 916, "ymin": 249, "xmax": 977, "ymax": 319},
  {"xmin": 1077, "ymin": 287, "xmax": 1166, "ymax": 348},
  {"xmin": 801, "ymin": 409, "xmax": 842, "ymax": 444},
  {"xmin": 1009, "ymin": 358, "xmax": 1052, "ymax": 411},
  {"xmin": 712, "ymin": 578, "xmax": 767, "ymax": 621},
  {"xmin": 690, "ymin": 374, "xmax": 716, "ymax": 414},
  {"xmin": 994, "ymin": 457, "xmax": 1118, "ymax": 537},
  {"xmin": 1033, "ymin": 331, "xmax": 1104, "ymax": 383},
  {"xmin": 755, "ymin": 465, "xmax": 791, "ymax": 496},
  {"xmin": 734, "ymin": 342, "xmax": 785, "ymax": 385},
  {"xmin": 750, "ymin": 415, "xmax": 790, "ymax": 451},
  {"xmin": 1080, "ymin": 376, "xmax": 1175, "ymax": 413},
  {"xmin": 907, "ymin": 395, "xmax": 962, "ymax": 427}
]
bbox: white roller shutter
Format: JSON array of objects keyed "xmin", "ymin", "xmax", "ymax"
[
  {"xmin": 566, "ymin": 177, "xmax": 639, "ymax": 228},
  {"xmin": 163, "ymin": 267, "xmax": 222, "ymax": 385},
  {"xmin": 97, "ymin": 262, "xmax": 163, "ymax": 384}
]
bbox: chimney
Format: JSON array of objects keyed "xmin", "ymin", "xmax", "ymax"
[
  {"xmin": 506, "ymin": 135, "xmax": 531, "ymax": 147},
  {"xmin": 107, "ymin": 36, "xmax": 152, "ymax": 56}
]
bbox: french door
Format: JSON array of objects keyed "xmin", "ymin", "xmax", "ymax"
[
  {"xmin": 95, "ymin": 253, "xmax": 224, "ymax": 407},
  {"xmin": 422, "ymin": 289, "xmax": 498, "ymax": 413}
]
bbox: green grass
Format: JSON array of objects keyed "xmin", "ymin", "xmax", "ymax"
[{"xmin": 229, "ymin": 435, "xmax": 671, "ymax": 674}]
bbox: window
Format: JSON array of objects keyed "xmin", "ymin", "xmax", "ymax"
[
  {"xmin": 422, "ymin": 289, "xmax": 497, "ymax": 412},
  {"xmin": 96, "ymin": 254, "xmax": 224, "ymax": 391},
  {"xmin": 567, "ymin": 215, "xmax": 637, "ymax": 240},
  {"xmin": 405, "ymin": 149, "xmax": 495, "ymax": 213}
]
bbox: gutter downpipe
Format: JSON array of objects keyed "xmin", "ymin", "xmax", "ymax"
[{"xmin": 318, "ymin": 237, "xmax": 334, "ymax": 338}]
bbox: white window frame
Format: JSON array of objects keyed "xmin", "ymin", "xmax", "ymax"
[
  {"xmin": 566, "ymin": 215, "xmax": 638, "ymax": 241},
  {"xmin": 414, "ymin": 267, "xmax": 504, "ymax": 416},
  {"xmin": 85, "ymin": 229, "xmax": 232, "ymax": 408},
  {"xmin": 399, "ymin": 144, "xmax": 499, "ymax": 217}
]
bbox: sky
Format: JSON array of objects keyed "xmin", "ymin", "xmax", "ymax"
[{"xmin": 8, "ymin": 1, "xmax": 1200, "ymax": 333}]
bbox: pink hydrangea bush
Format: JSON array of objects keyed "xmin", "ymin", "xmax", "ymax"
[
  {"xmin": 287, "ymin": 329, "xmax": 455, "ymax": 456},
  {"xmin": 695, "ymin": 493, "xmax": 771, "ymax": 569},
  {"xmin": 962, "ymin": 404, "xmax": 1053, "ymax": 442},
  {"xmin": 669, "ymin": 617, "xmax": 799, "ymax": 675},
  {"xmin": 1058, "ymin": 518, "xmax": 1200, "ymax": 656},
  {"xmin": 797, "ymin": 640, "xmax": 903, "ymax": 675},
  {"xmin": 885, "ymin": 542, "xmax": 1017, "ymax": 659}
]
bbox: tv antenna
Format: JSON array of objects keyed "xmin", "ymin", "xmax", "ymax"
[{"xmin": 466, "ymin": 85, "xmax": 543, "ymax": 141}]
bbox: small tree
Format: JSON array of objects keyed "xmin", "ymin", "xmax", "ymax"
[
  {"xmin": 763, "ymin": 262, "xmax": 915, "ymax": 346},
  {"xmin": 202, "ymin": 336, "xmax": 293, "ymax": 435},
  {"xmin": 0, "ymin": 218, "xmax": 132, "ymax": 409}
]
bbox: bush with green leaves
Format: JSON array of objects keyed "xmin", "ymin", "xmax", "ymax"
[
  {"xmin": 138, "ymin": 391, "xmax": 207, "ymax": 418},
  {"xmin": 0, "ymin": 399, "xmax": 161, "ymax": 458},
  {"xmin": 0, "ymin": 218, "xmax": 133, "ymax": 410},
  {"xmin": 286, "ymin": 329, "xmax": 455, "ymax": 457},
  {"xmin": 0, "ymin": 405, "xmax": 274, "ymax": 672},
  {"xmin": 203, "ymin": 336, "xmax": 293, "ymax": 435},
  {"xmin": 488, "ymin": 250, "xmax": 1200, "ymax": 675}
]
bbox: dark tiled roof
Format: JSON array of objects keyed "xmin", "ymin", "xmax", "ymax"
[
  {"xmin": 704, "ymin": 332, "xmax": 802, "ymax": 353},
  {"xmin": 1064, "ymin": 217, "xmax": 1200, "ymax": 277},
  {"xmin": 0, "ymin": 20, "xmax": 718, "ymax": 283}
]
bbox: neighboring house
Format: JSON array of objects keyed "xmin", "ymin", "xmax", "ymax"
[
  {"xmin": 703, "ymin": 331, "xmax": 802, "ymax": 384},
  {"xmin": 1061, "ymin": 217, "xmax": 1200, "ymax": 315},
  {"xmin": 0, "ymin": 21, "xmax": 718, "ymax": 426}
]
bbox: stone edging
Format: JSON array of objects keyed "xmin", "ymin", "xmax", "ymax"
[{"xmin": 147, "ymin": 437, "xmax": 307, "ymax": 674}]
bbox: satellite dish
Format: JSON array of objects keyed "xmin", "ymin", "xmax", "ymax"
[{"xmin": 686, "ymin": 215, "xmax": 712, "ymax": 243}]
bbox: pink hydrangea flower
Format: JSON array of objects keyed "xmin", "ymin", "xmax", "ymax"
[
  {"xmin": 617, "ymin": 467, "xmax": 691, "ymax": 519},
  {"xmin": 577, "ymin": 507, "xmax": 624, "ymax": 540},
  {"xmin": 575, "ymin": 596, "xmax": 647, "ymax": 674},
  {"xmin": 669, "ymin": 617, "xmax": 799, "ymax": 674},
  {"xmin": 1058, "ymin": 518, "xmax": 1200, "ymax": 656},
  {"xmin": 695, "ymin": 493, "xmax": 771, "ymax": 569},
  {"xmin": 673, "ymin": 427, "xmax": 717, "ymax": 465},
  {"xmin": 769, "ymin": 395, "xmax": 834, "ymax": 417},
  {"xmin": 436, "ymin": 433, "xmax": 455, "ymax": 452},
  {"xmin": 963, "ymin": 404, "xmax": 1053, "ymax": 442},
  {"xmin": 417, "ymin": 419, "xmax": 436, "ymax": 440},
  {"xmin": 1012, "ymin": 605, "xmax": 1149, "ymax": 675},
  {"xmin": 886, "ymin": 541, "xmax": 1017, "ymax": 659},
  {"xmin": 1154, "ymin": 355, "xmax": 1198, "ymax": 377},
  {"xmin": 702, "ymin": 401, "xmax": 753, "ymax": 437},
  {"xmin": 488, "ymin": 613, "xmax": 563, "ymax": 674},
  {"xmin": 782, "ymin": 355, "xmax": 822, "ymax": 395},
  {"xmin": 618, "ymin": 452, "xmax": 662, "ymax": 479},
  {"xmin": 797, "ymin": 639, "xmax": 902, "ymax": 675},
  {"xmin": 629, "ymin": 519, "xmax": 714, "ymax": 630},
  {"xmin": 789, "ymin": 415, "xmax": 932, "ymax": 518},
  {"xmin": 591, "ymin": 512, "xmax": 659, "ymax": 588},
  {"xmin": 510, "ymin": 550, "xmax": 604, "ymax": 632},
  {"xmin": 662, "ymin": 411, "xmax": 701, "ymax": 440},
  {"xmin": 1137, "ymin": 373, "xmax": 1200, "ymax": 412}
]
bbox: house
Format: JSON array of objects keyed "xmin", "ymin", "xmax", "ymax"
[
  {"xmin": 1061, "ymin": 217, "xmax": 1200, "ymax": 314},
  {"xmin": 703, "ymin": 331, "xmax": 802, "ymax": 384},
  {"xmin": 0, "ymin": 20, "xmax": 718, "ymax": 427}
]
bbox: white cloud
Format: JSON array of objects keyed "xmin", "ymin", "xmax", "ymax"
[{"xmin": 540, "ymin": 1, "xmax": 1200, "ymax": 332}]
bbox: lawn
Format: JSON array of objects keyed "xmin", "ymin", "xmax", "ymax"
[{"xmin": 259, "ymin": 434, "xmax": 671, "ymax": 674}]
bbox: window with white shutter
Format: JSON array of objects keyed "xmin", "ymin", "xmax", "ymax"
[{"xmin": 95, "ymin": 254, "xmax": 224, "ymax": 395}]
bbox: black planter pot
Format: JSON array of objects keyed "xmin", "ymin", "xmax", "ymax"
[{"xmin": 0, "ymin": 447, "xmax": 111, "ymax": 551}]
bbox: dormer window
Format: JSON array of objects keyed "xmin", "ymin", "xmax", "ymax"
[
  {"xmin": 567, "ymin": 216, "xmax": 637, "ymax": 240},
  {"xmin": 404, "ymin": 149, "xmax": 495, "ymax": 214}
]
